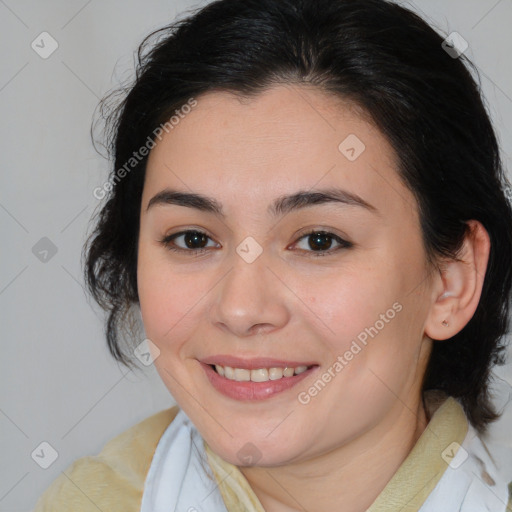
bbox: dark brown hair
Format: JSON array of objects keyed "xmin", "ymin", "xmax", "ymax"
[{"xmin": 84, "ymin": 0, "xmax": 512, "ymax": 433}]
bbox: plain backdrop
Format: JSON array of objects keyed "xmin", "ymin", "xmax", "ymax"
[{"xmin": 1, "ymin": 1, "xmax": 512, "ymax": 510}]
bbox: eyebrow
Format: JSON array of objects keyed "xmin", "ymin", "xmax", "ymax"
[{"xmin": 146, "ymin": 187, "xmax": 379, "ymax": 217}]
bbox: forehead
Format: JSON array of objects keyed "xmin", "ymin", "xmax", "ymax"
[{"xmin": 143, "ymin": 84, "xmax": 415, "ymax": 219}]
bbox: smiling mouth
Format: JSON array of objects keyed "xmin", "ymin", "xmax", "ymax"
[{"xmin": 209, "ymin": 364, "xmax": 317, "ymax": 382}]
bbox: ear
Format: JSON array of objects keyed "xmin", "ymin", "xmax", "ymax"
[{"xmin": 425, "ymin": 220, "xmax": 490, "ymax": 341}]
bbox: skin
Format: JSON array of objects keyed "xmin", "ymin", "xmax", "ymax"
[{"xmin": 137, "ymin": 84, "xmax": 490, "ymax": 512}]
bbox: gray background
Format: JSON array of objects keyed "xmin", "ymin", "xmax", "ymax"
[{"xmin": 1, "ymin": 1, "xmax": 511, "ymax": 510}]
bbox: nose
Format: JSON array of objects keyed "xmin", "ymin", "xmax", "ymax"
[{"xmin": 209, "ymin": 249, "xmax": 291, "ymax": 338}]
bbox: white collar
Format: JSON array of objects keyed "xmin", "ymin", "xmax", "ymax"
[{"xmin": 140, "ymin": 408, "xmax": 228, "ymax": 512}]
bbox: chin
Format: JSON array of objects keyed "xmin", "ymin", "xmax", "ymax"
[{"xmin": 206, "ymin": 430, "xmax": 303, "ymax": 468}]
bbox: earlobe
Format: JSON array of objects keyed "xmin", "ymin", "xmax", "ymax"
[{"xmin": 425, "ymin": 220, "xmax": 490, "ymax": 341}]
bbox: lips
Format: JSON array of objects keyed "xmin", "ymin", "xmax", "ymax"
[{"xmin": 199, "ymin": 357, "xmax": 319, "ymax": 401}]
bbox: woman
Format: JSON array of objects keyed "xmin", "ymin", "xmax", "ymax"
[{"xmin": 35, "ymin": 0, "xmax": 512, "ymax": 510}]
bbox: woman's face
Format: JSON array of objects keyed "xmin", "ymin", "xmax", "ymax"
[{"xmin": 137, "ymin": 84, "xmax": 435, "ymax": 467}]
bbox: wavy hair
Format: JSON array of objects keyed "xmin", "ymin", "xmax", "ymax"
[{"xmin": 84, "ymin": 0, "xmax": 512, "ymax": 433}]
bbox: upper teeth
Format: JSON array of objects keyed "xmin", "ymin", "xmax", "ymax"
[{"xmin": 214, "ymin": 365, "xmax": 309, "ymax": 382}]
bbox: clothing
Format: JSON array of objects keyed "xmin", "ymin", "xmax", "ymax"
[
  {"xmin": 33, "ymin": 406, "xmax": 179, "ymax": 512},
  {"xmin": 34, "ymin": 394, "xmax": 512, "ymax": 511}
]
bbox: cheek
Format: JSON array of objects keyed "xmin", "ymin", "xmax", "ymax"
[
  {"xmin": 296, "ymin": 260, "xmax": 403, "ymax": 346},
  {"xmin": 299, "ymin": 252, "xmax": 427, "ymax": 392},
  {"xmin": 137, "ymin": 243, "xmax": 200, "ymax": 346}
]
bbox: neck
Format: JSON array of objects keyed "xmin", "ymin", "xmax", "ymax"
[{"xmin": 239, "ymin": 396, "xmax": 429, "ymax": 512}]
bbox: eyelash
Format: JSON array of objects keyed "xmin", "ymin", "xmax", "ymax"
[{"xmin": 158, "ymin": 229, "xmax": 353, "ymax": 258}]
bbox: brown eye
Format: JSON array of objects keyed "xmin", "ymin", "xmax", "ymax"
[
  {"xmin": 181, "ymin": 231, "xmax": 209, "ymax": 249},
  {"xmin": 293, "ymin": 230, "xmax": 352, "ymax": 256},
  {"xmin": 307, "ymin": 232, "xmax": 334, "ymax": 251},
  {"xmin": 160, "ymin": 230, "xmax": 220, "ymax": 255}
]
